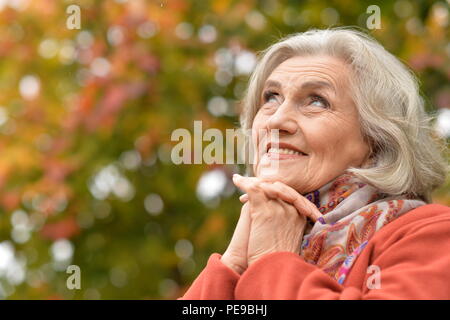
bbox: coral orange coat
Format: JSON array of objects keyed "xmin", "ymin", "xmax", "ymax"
[{"xmin": 179, "ymin": 204, "xmax": 450, "ymax": 300}]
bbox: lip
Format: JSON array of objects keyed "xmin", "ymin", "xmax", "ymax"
[
  {"xmin": 265, "ymin": 142, "xmax": 308, "ymax": 155},
  {"xmin": 265, "ymin": 152, "xmax": 307, "ymax": 160}
]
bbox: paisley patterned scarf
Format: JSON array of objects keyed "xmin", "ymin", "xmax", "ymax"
[{"xmin": 300, "ymin": 171, "xmax": 426, "ymax": 284}]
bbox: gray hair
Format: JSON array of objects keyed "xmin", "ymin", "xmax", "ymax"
[{"xmin": 240, "ymin": 27, "xmax": 448, "ymax": 203}]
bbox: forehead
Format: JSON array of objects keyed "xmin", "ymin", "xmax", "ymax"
[{"xmin": 266, "ymin": 55, "xmax": 351, "ymax": 88}]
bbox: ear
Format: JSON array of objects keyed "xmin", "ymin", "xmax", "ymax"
[
  {"xmin": 361, "ymin": 152, "xmax": 375, "ymax": 169},
  {"xmin": 361, "ymin": 135, "xmax": 377, "ymax": 169}
]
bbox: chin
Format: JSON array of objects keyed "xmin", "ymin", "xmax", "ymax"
[{"xmin": 256, "ymin": 166, "xmax": 307, "ymax": 193}]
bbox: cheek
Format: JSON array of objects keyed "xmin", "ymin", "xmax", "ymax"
[
  {"xmin": 323, "ymin": 130, "xmax": 368, "ymax": 167},
  {"xmin": 305, "ymin": 118, "xmax": 366, "ymax": 159},
  {"xmin": 250, "ymin": 113, "xmax": 265, "ymax": 170},
  {"xmin": 252, "ymin": 111, "xmax": 266, "ymax": 128},
  {"xmin": 303, "ymin": 121, "xmax": 338, "ymax": 156},
  {"xmin": 251, "ymin": 113, "xmax": 267, "ymax": 146}
]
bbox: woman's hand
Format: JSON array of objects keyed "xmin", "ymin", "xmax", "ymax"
[
  {"xmin": 238, "ymin": 178, "xmax": 324, "ymax": 224},
  {"xmin": 221, "ymin": 202, "xmax": 251, "ymax": 275},
  {"xmin": 232, "ymin": 174, "xmax": 322, "ymax": 267}
]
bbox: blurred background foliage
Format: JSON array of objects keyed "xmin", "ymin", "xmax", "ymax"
[{"xmin": 0, "ymin": 0, "xmax": 448, "ymax": 299}]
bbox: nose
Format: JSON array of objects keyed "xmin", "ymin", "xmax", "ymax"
[{"xmin": 266, "ymin": 101, "xmax": 298, "ymax": 135}]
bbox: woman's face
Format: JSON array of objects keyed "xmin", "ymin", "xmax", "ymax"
[{"xmin": 252, "ymin": 55, "xmax": 370, "ymax": 194}]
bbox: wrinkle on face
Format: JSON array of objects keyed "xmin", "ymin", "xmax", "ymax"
[{"xmin": 251, "ymin": 55, "xmax": 370, "ymax": 193}]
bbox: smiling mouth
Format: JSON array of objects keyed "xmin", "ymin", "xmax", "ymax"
[
  {"xmin": 267, "ymin": 147, "xmax": 306, "ymax": 156},
  {"xmin": 265, "ymin": 143, "xmax": 308, "ymax": 156},
  {"xmin": 265, "ymin": 149, "xmax": 307, "ymax": 161}
]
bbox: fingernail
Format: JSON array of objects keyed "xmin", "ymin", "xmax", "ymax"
[{"xmin": 318, "ymin": 217, "xmax": 326, "ymax": 225}]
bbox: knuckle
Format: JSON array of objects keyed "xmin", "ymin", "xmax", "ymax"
[
  {"xmin": 294, "ymin": 198, "xmax": 304, "ymax": 208},
  {"xmin": 258, "ymin": 181, "xmax": 270, "ymax": 190},
  {"xmin": 253, "ymin": 209, "xmax": 272, "ymax": 222},
  {"xmin": 247, "ymin": 181, "xmax": 261, "ymax": 192},
  {"xmin": 249, "ymin": 209, "xmax": 260, "ymax": 219},
  {"xmin": 261, "ymin": 213, "xmax": 274, "ymax": 223},
  {"xmin": 273, "ymin": 181, "xmax": 284, "ymax": 188},
  {"xmin": 285, "ymin": 207, "xmax": 298, "ymax": 219}
]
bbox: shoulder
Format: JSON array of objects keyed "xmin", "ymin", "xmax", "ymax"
[
  {"xmin": 395, "ymin": 203, "xmax": 450, "ymax": 226},
  {"xmin": 370, "ymin": 203, "xmax": 450, "ymax": 248}
]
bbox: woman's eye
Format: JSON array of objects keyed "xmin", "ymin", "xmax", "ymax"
[
  {"xmin": 309, "ymin": 95, "xmax": 330, "ymax": 108},
  {"xmin": 263, "ymin": 91, "xmax": 279, "ymax": 103}
]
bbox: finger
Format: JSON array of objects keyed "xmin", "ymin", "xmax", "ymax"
[
  {"xmin": 259, "ymin": 181, "xmax": 324, "ymax": 223},
  {"xmin": 259, "ymin": 182, "xmax": 304, "ymax": 214},
  {"xmin": 232, "ymin": 174, "xmax": 258, "ymax": 191},
  {"xmin": 232, "ymin": 174, "xmax": 266, "ymax": 203},
  {"xmin": 239, "ymin": 194, "xmax": 248, "ymax": 203},
  {"xmin": 230, "ymin": 202, "xmax": 251, "ymax": 244},
  {"xmin": 274, "ymin": 197, "xmax": 307, "ymax": 222},
  {"xmin": 235, "ymin": 202, "xmax": 251, "ymax": 236},
  {"xmin": 272, "ymin": 181, "xmax": 324, "ymax": 223},
  {"xmin": 224, "ymin": 202, "xmax": 252, "ymax": 272}
]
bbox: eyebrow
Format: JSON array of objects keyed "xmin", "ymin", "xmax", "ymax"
[{"xmin": 263, "ymin": 79, "xmax": 336, "ymax": 94}]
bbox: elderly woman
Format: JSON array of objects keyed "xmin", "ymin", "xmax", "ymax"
[{"xmin": 179, "ymin": 28, "xmax": 450, "ymax": 300}]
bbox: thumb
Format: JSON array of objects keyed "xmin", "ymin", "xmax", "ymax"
[
  {"xmin": 222, "ymin": 202, "xmax": 251, "ymax": 273},
  {"xmin": 230, "ymin": 202, "xmax": 251, "ymax": 248}
]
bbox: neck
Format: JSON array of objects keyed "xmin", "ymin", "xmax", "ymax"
[{"xmin": 303, "ymin": 172, "xmax": 370, "ymax": 215}]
